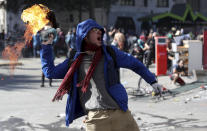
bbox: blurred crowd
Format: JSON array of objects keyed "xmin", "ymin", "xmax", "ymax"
[
  {"xmin": 0, "ymin": 25, "xmax": 204, "ymax": 60},
  {"xmin": 0, "ymin": 25, "xmax": 204, "ymax": 86}
]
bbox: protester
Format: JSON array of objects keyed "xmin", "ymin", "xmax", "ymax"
[
  {"xmin": 32, "ymin": 32, "xmax": 52, "ymax": 87},
  {"xmin": 65, "ymin": 27, "xmax": 77, "ymax": 58},
  {"xmin": 32, "ymin": 32, "xmax": 41, "ymax": 57},
  {"xmin": 54, "ymin": 28, "xmax": 67, "ymax": 57},
  {"xmin": 112, "ymin": 30, "xmax": 126, "ymax": 51},
  {"xmin": 170, "ymin": 59, "xmax": 187, "ymax": 86},
  {"xmin": 103, "ymin": 26, "xmax": 109, "ymax": 45},
  {"xmin": 108, "ymin": 26, "xmax": 117, "ymax": 44},
  {"xmin": 39, "ymin": 10, "xmax": 58, "ymax": 87},
  {"xmin": 166, "ymin": 38, "xmax": 174, "ymax": 72},
  {"xmin": 139, "ymin": 31, "xmax": 147, "ymax": 43},
  {"xmin": 40, "ymin": 19, "xmax": 163, "ymax": 131},
  {"xmin": 127, "ymin": 34, "xmax": 137, "ymax": 53},
  {"xmin": 131, "ymin": 38, "xmax": 145, "ymax": 63},
  {"xmin": 0, "ymin": 29, "xmax": 5, "ymax": 40},
  {"xmin": 40, "ymin": 72, "xmax": 53, "ymax": 87},
  {"xmin": 144, "ymin": 32, "xmax": 156, "ymax": 68}
]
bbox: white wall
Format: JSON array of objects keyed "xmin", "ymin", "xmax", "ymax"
[{"xmin": 0, "ymin": 0, "xmax": 7, "ymax": 33}]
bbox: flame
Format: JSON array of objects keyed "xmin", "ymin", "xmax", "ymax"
[
  {"xmin": 2, "ymin": 42, "xmax": 24, "ymax": 61},
  {"xmin": 1, "ymin": 4, "xmax": 51, "ymax": 75},
  {"xmin": 21, "ymin": 4, "xmax": 50, "ymax": 43},
  {"xmin": 2, "ymin": 42, "xmax": 25, "ymax": 74}
]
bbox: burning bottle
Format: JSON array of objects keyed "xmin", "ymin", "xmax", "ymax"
[
  {"xmin": 21, "ymin": 4, "xmax": 50, "ymax": 37},
  {"xmin": 21, "ymin": 4, "xmax": 57, "ymax": 43}
]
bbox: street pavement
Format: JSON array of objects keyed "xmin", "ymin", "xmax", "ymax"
[{"xmin": 0, "ymin": 57, "xmax": 207, "ymax": 131}]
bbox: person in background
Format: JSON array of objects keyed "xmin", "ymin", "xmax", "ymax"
[
  {"xmin": 170, "ymin": 59, "xmax": 187, "ymax": 86},
  {"xmin": 40, "ymin": 72, "xmax": 53, "ymax": 87},
  {"xmin": 103, "ymin": 26, "xmax": 109, "ymax": 45},
  {"xmin": 131, "ymin": 43, "xmax": 143, "ymax": 63},
  {"xmin": 144, "ymin": 32, "xmax": 156, "ymax": 68},
  {"xmin": 54, "ymin": 28, "xmax": 67, "ymax": 58},
  {"xmin": 32, "ymin": 31, "xmax": 41, "ymax": 57},
  {"xmin": 0, "ymin": 29, "xmax": 5, "ymax": 40},
  {"xmin": 0, "ymin": 29, "xmax": 5, "ymax": 50},
  {"xmin": 108, "ymin": 26, "xmax": 117, "ymax": 44},
  {"xmin": 40, "ymin": 10, "xmax": 58, "ymax": 87},
  {"xmin": 166, "ymin": 38, "xmax": 174, "ymax": 72},
  {"xmin": 127, "ymin": 34, "xmax": 137, "ymax": 54},
  {"xmin": 112, "ymin": 30, "xmax": 126, "ymax": 51},
  {"xmin": 167, "ymin": 31, "xmax": 173, "ymax": 40},
  {"xmin": 40, "ymin": 19, "xmax": 164, "ymax": 131},
  {"xmin": 139, "ymin": 31, "xmax": 147, "ymax": 43},
  {"xmin": 65, "ymin": 26, "xmax": 77, "ymax": 59},
  {"xmin": 131, "ymin": 38, "xmax": 146, "ymax": 63}
]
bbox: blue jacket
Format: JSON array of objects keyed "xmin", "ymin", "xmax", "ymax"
[
  {"xmin": 65, "ymin": 33, "xmax": 76, "ymax": 50},
  {"xmin": 33, "ymin": 32, "xmax": 41, "ymax": 48},
  {"xmin": 40, "ymin": 19, "xmax": 156, "ymax": 126}
]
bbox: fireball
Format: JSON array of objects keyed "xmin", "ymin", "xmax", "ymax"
[
  {"xmin": 21, "ymin": 4, "xmax": 50, "ymax": 42},
  {"xmin": 1, "ymin": 4, "xmax": 52, "ymax": 75}
]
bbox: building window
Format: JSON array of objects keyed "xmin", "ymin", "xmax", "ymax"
[
  {"xmin": 144, "ymin": 0, "xmax": 148, "ymax": 7},
  {"xmin": 120, "ymin": 0, "xmax": 135, "ymax": 6},
  {"xmin": 157, "ymin": 0, "xmax": 169, "ymax": 8}
]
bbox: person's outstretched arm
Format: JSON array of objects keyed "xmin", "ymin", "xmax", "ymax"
[
  {"xmin": 40, "ymin": 35, "xmax": 70, "ymax": 79},
  {"xmin": 111, "ymin": 46, "xmax": 163, "ymax": 95},
  {"xmin": 111, "ymin": 46, "xmax": 156, "ymax": 84}
]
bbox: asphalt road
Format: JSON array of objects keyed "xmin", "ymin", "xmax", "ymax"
[{"xmin": 0, "ymin": 57, "xmax": 207, "ymax": 131}]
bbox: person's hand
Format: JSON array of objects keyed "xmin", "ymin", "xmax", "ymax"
[
  {"xmin": 42, "ymin": 34, "xmax": 54, "ymax": 45},
  {"xmin": 151, "ymin": 83, "xmax": 163, "ymax": 96}
]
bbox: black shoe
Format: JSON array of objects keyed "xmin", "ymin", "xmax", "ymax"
[{"xmin": 40, "ymin": 84, "xmax": 45, "ymax": 87}]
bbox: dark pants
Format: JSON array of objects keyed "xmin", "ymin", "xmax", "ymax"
[
  {"xmin": 145, "ymin": 50, "xmax": 154, "ymax": 68},
  {"xmin": 170, "ymin": 75, "xmax": 185, "ymax": 86},
  {"xmin": 41, "ymin": 72, "xmax": 52, "ymax": 87}
]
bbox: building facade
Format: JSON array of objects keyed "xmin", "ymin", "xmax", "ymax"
[
  {"xmin": 0, "ymin": 0, "xmax": 6, "ymax": 34},
  {"xmin": 1, "ymin": 0, "xmax": 207, "ymax": 36},
  {"xmin": 108, "ymin": 0, "xmax": 179, "ymax": 34},
  {"xmin": 54, "ymin": 8, "xmax": 108, "ymax": 33}
]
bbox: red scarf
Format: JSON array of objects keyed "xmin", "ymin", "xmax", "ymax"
[{"xmin": 52, "ymin": 43, "xmax": 102, "ymax": 102}]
